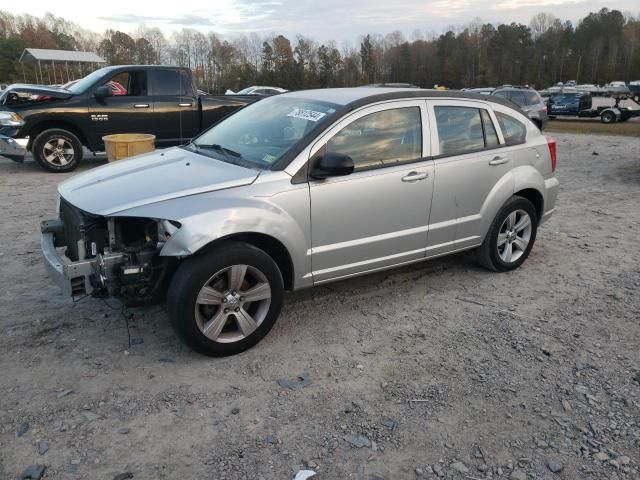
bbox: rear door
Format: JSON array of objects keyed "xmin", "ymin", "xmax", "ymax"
[
  {"xmin": 87, "ymin": 69, "xmax": 154, "ymax": 148},
  {"xmin": 150, "ymin": 68, "xmax": 199, "ymax": 145},
  {"xmin": 426, "ymin": 99, "xmax": 513, "ymax": 256}
]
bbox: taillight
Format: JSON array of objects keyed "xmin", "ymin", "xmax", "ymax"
[{"xmin": 545, "ymin": 135, "xmax": 557, "ymax": 172}]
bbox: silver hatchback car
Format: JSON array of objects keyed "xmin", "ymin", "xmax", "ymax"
[{"xmin": 41, "ymin": 88, "xmax": 559, "ymax": 356}]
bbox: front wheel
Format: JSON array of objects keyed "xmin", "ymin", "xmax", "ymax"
[
  {"xmin": 32, "ymin": 128, "xmax": 83, "ymax": 172},
  {"xmin": 477, "ymin": 196, "xmax": 538, "ymax": 272},
  {"xmin": 167, "ymin": 242, "xmax": 284, "ymax": 356}
]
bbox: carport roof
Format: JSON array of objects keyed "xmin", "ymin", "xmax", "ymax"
[{"xmin": 19, "ymin": 48, "xmax": 106, "ymax": 64}]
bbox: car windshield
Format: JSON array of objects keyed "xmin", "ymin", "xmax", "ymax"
[
  {"xmin": 236, "ymin": 87, "xmax": 255, "ymax": 94},
  {"xmin": 552, "ymin": 94, "xmax": 579, "ymax": 102},
  {"xmin": 191, "ymin": 96, "xmax": 339, "ymax": 169},
  {"xmin": 65, "ymin": 68, "xmax": 110, "ymax": 94}
]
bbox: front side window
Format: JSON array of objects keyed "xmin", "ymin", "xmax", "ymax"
[
  {"xmin": 192, "ymin": 95, "xmax": 338, "ymax": 169},
  {"xmin": 326, "ymin": 107, "xmax": 422, "ymax": 170},
  {"xmin": 495, "ymin": 112, "xmax": 527, "ymax": 145},
  {"xmin": 103, "ymin": 71, "xmax": 147, "ymax": 96}
]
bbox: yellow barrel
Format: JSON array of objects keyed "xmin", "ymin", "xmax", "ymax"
[{"xmin": 102, "ymin": 134, "xmax": 156, "ymax": 162}]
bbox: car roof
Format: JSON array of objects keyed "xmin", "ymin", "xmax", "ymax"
[{"xmin": 282, "ymin": 87, "xmax": 522, "ymax": 113}]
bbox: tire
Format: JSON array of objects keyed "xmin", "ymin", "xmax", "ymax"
[
  {"xmin": 32, "ymin": 128, "xmax": 83, "ymax": 172},
  {"xmin": 476, "ymin": 196, "xmax": 538, "ymax": 272},
  {"xmin": 167, "ymin": 242, "xmax": 284, "ymax": 357},
  {"xmin": 601, "ymin": 111, "xmax": 616, "ymax": 124}
]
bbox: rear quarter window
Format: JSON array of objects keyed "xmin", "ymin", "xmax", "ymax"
[{"xmin": 495, "ymin": 112, "xmax": 527, "ymax": 146}]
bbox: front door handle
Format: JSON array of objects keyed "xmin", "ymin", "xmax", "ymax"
[
  {"xmin": 178, "ymin": 103, "xmax": 193, "ymax": 107},
  {"xmin": 489, "ymin": 156, "xmax": 508, "ymax": 166},
  {"xmin": 401, "ymin": 171, "xmax": 429, "ymax": 182},
  {"xmin": 134, "ymin": 104, "xmax": 150, "ymax": 108}
]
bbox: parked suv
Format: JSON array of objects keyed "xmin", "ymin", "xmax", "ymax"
[
  {"xmin": 491, "ymin": 86, "xmax": 548, "ymax": 130},
  {"xmin": 41, "ymin": 88, "xmax": 559, "ymax": 356}
]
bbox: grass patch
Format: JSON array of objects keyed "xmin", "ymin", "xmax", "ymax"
[{"xmin": 545, "ymin": 119, "xmax": 640, "ymax": 137}]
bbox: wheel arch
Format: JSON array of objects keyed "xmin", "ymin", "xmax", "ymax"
[
  {"xmin": 514, "ymin": 187, "xmax": 544, "ymax": 224},
  {"xmin": 193, "ymin": 232, "xmax": 295, "ymax": 291},
  {"xmin": 26, "ymin": 120, "xmax": 90, "ymax": 151}
]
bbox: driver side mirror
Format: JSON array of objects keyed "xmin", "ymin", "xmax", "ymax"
[
  {"xmin": 309, "ymin": 152, "xmax": 354, "ymax": 179},
  {"xmin": 94, "ymin": 85, "xmax": 113, "ymax": 100}
]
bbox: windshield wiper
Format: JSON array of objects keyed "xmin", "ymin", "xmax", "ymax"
[{"xmin": 194, "ymin": 143, "xmax": 243, "ymax": 161}]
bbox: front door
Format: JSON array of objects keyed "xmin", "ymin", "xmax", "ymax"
[
  {"xmin": 309, "ymin": 101, "xmax": 434, "ymax": 283},
  {"xmin": 87, "ymin": 70, "xmax": 154, "ymax": 148}
]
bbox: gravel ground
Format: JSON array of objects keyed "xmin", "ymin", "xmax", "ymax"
[{"xmin": 0, "ymin": 134, "xmax": 639, "ymax": 480}]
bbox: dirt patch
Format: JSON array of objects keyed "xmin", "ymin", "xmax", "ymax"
[{"xmin": 0, "ymin": 135, "xmax": 639, "ymax": 480}]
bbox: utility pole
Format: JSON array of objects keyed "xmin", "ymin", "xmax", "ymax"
[{"xmin": 576, "ymin": 55, "xmax": 582, "ymax": 84}]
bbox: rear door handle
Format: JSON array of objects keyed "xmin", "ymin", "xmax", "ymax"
[
  {"xmin": 489, "ymin": 156, "xmax": 508, "ymax": 166},
  {"xmin": 401, "ymin": 171, "xmax": 429, "ymax": 182},
  {"xmin": 178, "ymin": 103, "xmax": 193, "ymax": 107},
  {"xmin": 134, "ymin": 104, "xmax": 150, "ymax": 108}
]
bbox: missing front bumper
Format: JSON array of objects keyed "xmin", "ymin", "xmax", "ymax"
[{"xmin": 41, "ymin": 222, "xmax": 125, "ymax": 297}]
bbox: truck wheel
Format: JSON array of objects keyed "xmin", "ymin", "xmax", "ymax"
[
  {"xmin": 32, "ymin": 128, "xmax": 83, "ymax": 173},
  {"xmin": 476, "ymin": 196, "xmax": 538, "ymax": 272},
  {"xmin": 601, "ymin": 111, "xmax": 616, "ymax": 124},
  {"xmin": 167, "ymin": 242, "xmax": 284, "ymax": 357}
]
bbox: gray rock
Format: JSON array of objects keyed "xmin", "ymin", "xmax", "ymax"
[
  {"xmin": 546, "ymin": 458, "xmax": 563, "ymax": 473},
  {"xmin": 618, "ymin": 456, "xmax": 630, "ymax": 465},
  {"xmin": 594, "ymin": 451, "xmax": 609, "ymax": 462},
  {"xmin": 343, "ymin": 434, "xmax": 370, "ymax": 448},
  {"xmin": 56, "ymin": 389, "xmax": 73, "ymax": 399},
  {"xmin": 231, "ymin": 407, "xmax": 240, "ymax": 415},
  {"xmin": 415, "ymin": 467, "xmax": 424, "ymax": 476},
  {"xmin": 432, "ymin": 464, "xmax": 444, "ymax": 477},
  {"xmin": 38, "ymin": 440, "xmax": 49, "ymax": 455},
  {"xmin": 82, "ymin": 411, "xmax": 99, "ymax": 422},
  {"xmin": 19, "ymin": 464, "xmax": 46, "ymax": 480},
  {"xmin": 277, "ymin": 372, "xmax": 312, "ymax": 390},
  {"xmin": 369, "ymin": 474, "xmax": 384, "ymax": 480},
  {"xmin": 510, "ymin": 470, "xmax": 527, "ymax": 480},
  {"xmin": 450, "ymin": 462, "xmax": 468, "ymax": 474},
  {"xmin": 113, "ymin": 473, "xmax": 134, "ymax": 480},
  {"xmin": 16, "ymin": 422, "xmax": 29, "ymax": 437},
  {"xmin": 117, "ymin": 427, "xmax": 130, "ymax": 434}
]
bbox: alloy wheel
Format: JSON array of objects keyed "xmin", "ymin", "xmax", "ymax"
[
  {"xmin": 497, "ymin": 209, "xmax": 532, "ymax": 263},
  {"xmin": 194, "ymin": 264, "xmax": 272, "ymax": 343},
  {"xmin": 43, "ymin": 138, "xmax": 75, "ymax": 166}
]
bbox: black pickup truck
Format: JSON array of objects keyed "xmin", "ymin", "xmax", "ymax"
[{"xmin": 0, "ymin": 65, "xmax": 260, "ymax": 172}]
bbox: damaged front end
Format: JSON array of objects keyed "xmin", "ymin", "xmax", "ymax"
[{"xmin": 41, "ymin": 198, "xmax": 179, "ymax": 304}]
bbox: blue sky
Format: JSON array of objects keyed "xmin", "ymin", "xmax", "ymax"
[{"xmin": 12, "ymin": 0, "xmax": 640, "ymax": 42}]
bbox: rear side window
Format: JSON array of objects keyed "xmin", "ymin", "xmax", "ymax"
[
  {"xmin": 481, "ymin": 110, "xmax": 499, "ymax": 148},
  {"xmin": 154, "ymin": 69, "xmax": 187, "ymax": 96},
  {"xmin": 327, "ymin": 107, "xmax": 422, "ymax": 170},
  {"xmin": 510, "ymin": 91, "xmax": 540, "ymax": 106},
  {"xmin": 495, "ymin": 112, "xmax": 527, "ymax": 145},
  {"xmin": 435, "ymin": 106, "xmax": 502, "ymax": 156}
]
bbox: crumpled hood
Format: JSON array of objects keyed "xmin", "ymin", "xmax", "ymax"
[{"xmin": 58, "ymin": 147, "xmax": 259, "ymax": 216}]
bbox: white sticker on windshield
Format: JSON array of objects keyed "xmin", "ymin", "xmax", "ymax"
[{"xmin": 287, "ymin": 108, "xmax": 326, "ymax": 122}]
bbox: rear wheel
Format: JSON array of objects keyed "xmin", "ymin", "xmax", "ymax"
[
  {"xmin": 167, "ymin": 242, "xmax": 284, "ymax": 357},
  {"xmin": 32, "ymin": 128, "xmax": 83, "ymax": 172},
  {"xmin": 477, "ymin": 196, "xmax": 538, "ymax": 272},
  {"xmin": 601, "ymin": 111, "xmax": 616, "ymax": 124}
]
